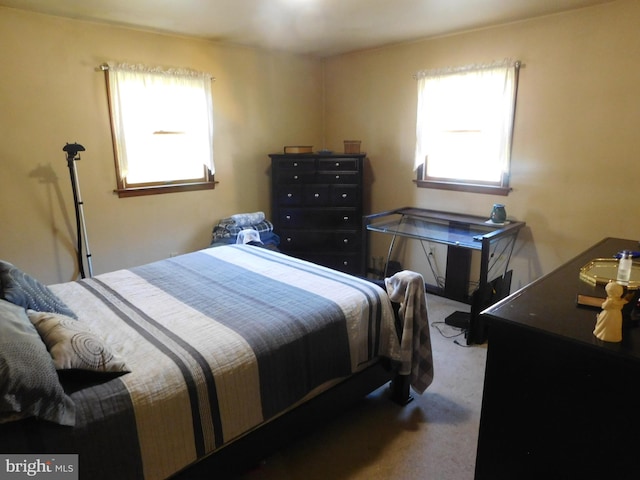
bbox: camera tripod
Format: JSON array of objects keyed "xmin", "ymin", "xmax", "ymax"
[{"xmin": 63, "ymin": 142, "xmax": 93, "ymax": 278}]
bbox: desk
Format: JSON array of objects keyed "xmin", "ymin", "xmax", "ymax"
[
  {"xmin": 364, "ymin": 207, "xmax": 525, "ymax": 344},
  {"xmin": 475, "ymin": 237, "xmax": 640, "ymax": 479}
]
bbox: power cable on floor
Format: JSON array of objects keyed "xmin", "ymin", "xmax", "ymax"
[{"xmin": 431, "ymin": 321, "xmax": 466, "ymax": 339}]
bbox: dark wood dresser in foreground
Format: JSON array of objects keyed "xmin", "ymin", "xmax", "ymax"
[
  {"xmin": 270, "ymin": 152, "xmax": 366, "ymax": 275},
  {"xmin": 475, "ymin": 237, "xmax": 640, "ymax": 480}
]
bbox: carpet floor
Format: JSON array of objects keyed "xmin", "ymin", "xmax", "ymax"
[{"xmin": 240, "ymin": 294, "xmax": 487, "ymax": 480}]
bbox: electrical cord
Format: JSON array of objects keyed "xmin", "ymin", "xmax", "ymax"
[
  {"xmin": 431, "ymin": 321, "xmax": 466, "ymax": 339},
  {"xmin": 422, "ymin": 241, "xmax": 445, "ymax": 289},
  {"xmin": 431, "ymin": 321, "xmax": 474, "ymax": 347}
]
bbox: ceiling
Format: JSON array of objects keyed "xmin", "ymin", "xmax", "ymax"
[{"xmin": 0, "ymin": 0, "xmax": 616, "ymax": 57}]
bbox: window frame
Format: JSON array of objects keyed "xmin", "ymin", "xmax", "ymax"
[
  {"xmin": 103, "ymin": 63, "xmax": 217, "ymax": 198},
  {"xmin": 412, "ymin": 60, "xmax": 521, "ymax": 196},
  {"xmin": 414, "ymin": 166, "xmax": 512, "ymax": 196}
]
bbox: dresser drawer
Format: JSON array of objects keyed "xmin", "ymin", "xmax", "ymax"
[
  {"xmin": 276, "ymin": 171, "xmax": 316, "ymax": 183},
  {"xmin": 280, "ymin": 230, "xmax": 331, "ymax": 249},
  {"xmin": 332, "ymin": 231, "xmax": 361, "ymax": 250},
  {"xmin": 275, "ymin": 158, "xmax": 316, "ymax": 170},
  {"xmin": 301, "ymin": 253, "xmax": 363, "ymax": 275},
  {"xmin": 318, "ymin": 158, "xmax": 359, "ymax": 171},
  {"xmin": 330, "ymin": 185, "xmax": 359, "ymax": 206},
  {"xmin": 277, "ymin": 185, "xmax": 359, "ymax": 207},
  {"xmin": 276, "ymin": 185, "xmax": 302, "ymax": 205},
  {"xmin": 303, "ymin": 185, "xmax": 330, "ymax": 205},
  {"xmin": 328, "ymin": 255, "xmax": 363, "ymax": 275},
  {"xmin": 316, "ymin": 172, "xmax": 359, "ymax": 184},
  {"xmin": 277, "ymin": 171, "xmax": 359, "ymax": 185},
  {"xmin": 278, "ymin": 208, "xmax": 360, "ymax": 228},
  {"xmin": 280, "ymin": 230, "xmax": 360, "ymax": 251}
]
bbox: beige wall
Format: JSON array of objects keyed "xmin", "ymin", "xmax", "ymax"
[
  {"xmin": 0, "ymin": 8, "xmax": 322, "ymax": 283},
  {"xmin": 324, "ymin": 0, "xmax": 640, "ymax": 291},
  {"xmin": 2, "ymin": 1, "xmax": 638, "ymax": 291}
]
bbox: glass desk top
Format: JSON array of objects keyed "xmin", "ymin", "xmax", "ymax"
[{"xmin": 365, "ymin": 208, "xmax": 524, "ymax": 250}]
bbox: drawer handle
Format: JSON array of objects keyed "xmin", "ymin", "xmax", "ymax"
[
  {"xmin": 343, "ymin": 238, "xmax": 349, "ymax": 244},
  {"xmin": 287, "ymin": 193, "xmax": 293, "ymax": 198},
  {"xmin": 343, "ymin": 260, "xmax": 349, "ymax": 266},
  {"xmin": 294, "ymin": 175, "xmax": 298, "ymax": 180},
  {"xmin": 341, "ymin": 193, "xmax": 347, "ymax": 198},
  {"xmin": 286, "ymin": 237, "xmax": 292, "ymax": 242},
  {"xmin": 335, "ymin": 175, "xmax": 340, "ymax": 179},
  {"xmin": 335, "ymin": 162, "xmax": 340, "ymax": 167},
  {"xmin": 343, "ymin": 216, "xmax": 349, "ymax": 221},
  {"xmin": 314, "ymin": 193, "xmax": 320, "ymax": 198},
  {"xmin": 285, "ymin": 215, "xmax": 291, "ymax": 220},
  {"xmin": 293, "ymin": 162, "xmax": 298, "ymax": 167}
]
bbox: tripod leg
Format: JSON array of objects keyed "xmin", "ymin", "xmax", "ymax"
[
  {"xmin": 66, "ymin": 156, "xmax": 86, "ymax": 278},
  {"xmin": 71, "ymin": 159, "xmax": 93, "ymax": 277}
]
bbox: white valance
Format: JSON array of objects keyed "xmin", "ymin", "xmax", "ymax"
[
  {"xmin": 414, "ymin": 58, "xmax": 520, "ymax": 80},
  {"xmin": 102, "ymin": 62, "xmax": 214, "ymax": 81}
]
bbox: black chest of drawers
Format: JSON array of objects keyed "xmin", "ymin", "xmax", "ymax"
[
  {"xmin": 269, "ymin": 153, "xmax": 366, "ymax": 275},
  {"xmin": 475, "ymin": 237, "xmax": 640, "ymax": 480}
]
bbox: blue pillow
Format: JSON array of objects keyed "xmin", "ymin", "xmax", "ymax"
[
  {"xmin": 0, "ymin": 260, "xmax": 76, "ymax": 318},
  {"xmin": 0, "ymin": 299, "xmax": 76, "ymax": 425}
]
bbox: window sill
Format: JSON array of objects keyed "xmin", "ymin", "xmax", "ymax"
[
  {"xmin": 414, "ymin": 179, "xmax": 511, "ymax": 196},
  {"xmin": 115, "ymin": 180, "xmax": 218, "ymax": 198}
]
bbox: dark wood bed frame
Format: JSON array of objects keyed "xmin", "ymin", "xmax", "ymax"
[
  {"xmin": 172, "ymin": 362, "xmax": 411, "ymax": 479},
  {"xmin": 172, "ymin": 282, "xmax": 412, "ymax": 479}
]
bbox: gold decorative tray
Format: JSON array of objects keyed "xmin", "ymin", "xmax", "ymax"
[{"xmin": 579, "ymin": 258, "xmax": 640, "ymax": 289}]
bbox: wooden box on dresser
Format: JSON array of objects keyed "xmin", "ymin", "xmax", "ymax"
[{"xmin": 270, "ymin": 152, "xmax": 366, "ymax": 276}]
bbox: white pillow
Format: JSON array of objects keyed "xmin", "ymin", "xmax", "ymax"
[{"xmin": 27, "ymin": 311, "xmax": 128, "ymax": 374}]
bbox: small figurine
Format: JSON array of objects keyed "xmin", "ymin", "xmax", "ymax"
[{"xmin": 593, "ymin": 281, "xmax": 628, "ymax": 342}]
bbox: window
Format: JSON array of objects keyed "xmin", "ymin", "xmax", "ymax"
[
  {"xmin": 104, "ymin": 63, "xmax": 216, "ymax": 197},
  {"xmin": 413, "ymin": 59, "xmax": 520, "ymax": 195}
]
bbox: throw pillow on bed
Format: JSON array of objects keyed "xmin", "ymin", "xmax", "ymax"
[
  {"xmin": 27, "ymin": 311, "xmax": 129, "ymax": 374},
  {"xmin": 0, "ymin": 299, "xmax": 76, "ymax": 426},
  {"xmin": 0, "ymin": 260, "xmax": 77, "ymax": 318}
]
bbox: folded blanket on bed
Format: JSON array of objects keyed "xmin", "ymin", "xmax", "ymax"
[
  {"xmin": 211, "ymin": 220, "xmax": 274, "ymax": 243},
  {"xmin": 385, "ymin": 270, "xmax": 434, "ymax": 394},
  {"xmin": 221, "ymin": 211, "xmax": 265, "ymax": 227}
]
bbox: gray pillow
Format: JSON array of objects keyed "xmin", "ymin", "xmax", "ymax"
[
  {"xmin": 28, "ymin": 311, "xmax": 129, "ymax": 374},
  {"xmin": 0, "ymin": 299, "xmax": 76, "ymax": 426},
  {"xmin": 0, "ymin": 260, "xmax": 76, "ymax": 319}
]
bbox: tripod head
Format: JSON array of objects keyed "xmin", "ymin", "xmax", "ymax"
[{"xmin": 63, "ymin": 142, "xmax": 85, "ymax": 160}]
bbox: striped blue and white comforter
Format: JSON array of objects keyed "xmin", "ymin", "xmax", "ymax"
[{"xmin": 7, "ymin": 246, "xmax": 402, "ymax": 479}]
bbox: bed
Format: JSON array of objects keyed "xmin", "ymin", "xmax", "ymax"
[{"xmin": 0, "ymin": 245, "xmax": 433, "ymax": 479}]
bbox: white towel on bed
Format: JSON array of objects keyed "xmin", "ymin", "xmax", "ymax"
[
  {"xmin": 385, "ymin": 270, "xmax": 434, "ymax": 394},
  {"xmin": 236, "ymin": 228, "xmax": 263, "ymax": 245}
]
